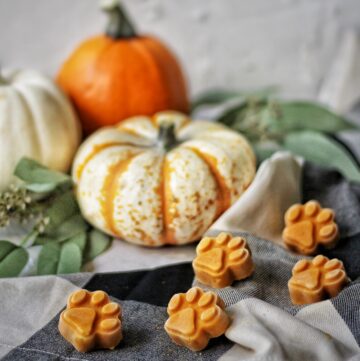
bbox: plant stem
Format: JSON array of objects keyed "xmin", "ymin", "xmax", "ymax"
[
  {"xmin": 157, "ymin": 123, "xmax": 178, "ymax": 152},
  {"xmin": 20, "ymin": 229, "xmax": 39, "ymax": 248},
  {"xmin": 101, "ymin": 0, "xmax": 137, "ymax": 39}
]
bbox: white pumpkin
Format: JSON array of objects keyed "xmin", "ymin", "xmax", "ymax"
[
  {"xmin": 73, "ymin": 111, "xmax": 256, "ymax": 246},
  {"xmin": 0, "ymin": 69, "xmax": 81, "ymax": 190}
]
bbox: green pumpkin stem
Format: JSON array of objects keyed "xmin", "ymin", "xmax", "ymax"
[
  {"xmin": 101, "ymin": 0, "xmax": 137, "ymax": 39},
  {"xmin": 157, "ymin": 123, "xmax": 177, "ymax": 152}
]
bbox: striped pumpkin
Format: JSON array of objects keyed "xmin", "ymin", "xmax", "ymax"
[{"xmin": 72, "ymin": 111, "xmax": 256, "ymax": 246}]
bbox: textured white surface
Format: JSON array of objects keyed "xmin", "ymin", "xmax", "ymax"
[{"xmin": 0, "ymin": 0, "xmax": 359, "ymax": 97}]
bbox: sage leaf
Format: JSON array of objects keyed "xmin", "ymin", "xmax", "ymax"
[
  {"xmin": 284, "ymin": 131, "xmax": 360, "ymax": 182},
  {"xmin": 47, "ymin": 214, "xmax": 88, "ymax": 242},
  {"xmin": 0, "ymin": 241, "xmax": 28, "ymax": 277},
  {"xmin": 84, "ymin": 229, "xmax": 111, "ymax": 263},
  {"xmin": 14, "ymin": 157, "xmax": 71, "ymax": 187},
  {"xmin": 0, "ymin": 240, "xmax": 16, "ymax": 260},
  {"xmin": 192, "ymin": 90, "xmax": 243, "ymax": 111},
  {"xmin": 66, "ymin": 232, "xmax": 87, "ymax": 253},
  {"xmin": 57, "ymin": 243, "xmax": 82, "ymax": 274},
  {"xmin": 34, "ymin": 236, "xmax": 58, "ymax": 246},
  {"xmin": 217, "ymin": 100, "xmax": 356, "ymax": 143},
  {"xmin": 275, "ymin": 101, "xmax": 356, "ymax": 133},
  {"xmin": 44, "ymin": 191, "xmax": 79, "ymax": 231},
  {"xmin": 192, "ymin": 87, "xmax": 278, "ymax": 111},
  {"xmin": 37, "ymin": 242, "xmax": 61, "ymax": 275},
  {"xmin": 25, "ymin": 183, "xmax": 58, "ymax": 193}
]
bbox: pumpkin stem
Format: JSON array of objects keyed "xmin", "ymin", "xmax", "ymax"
[
  {"xmin": 101, "ymin": 0, "xmax": 137, "ymax": 39},
  {"xmin": 157, "ymin": 123, "xmax": 177, "ymax": 152}
]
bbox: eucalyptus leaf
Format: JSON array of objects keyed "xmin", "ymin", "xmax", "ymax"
[
  {"xmin": 47, "ymin": 214, "xmax": 88, "ymax": 242},
  {"xmin": 37, "ymin": 242, "xmax": 61, "ymax": 275},
  {"xmin": 284, "ymin": 131, "xmax": 360, "ymax": 182},
  {"xmin": 192, "ymin": 86, "xmax": 278, "ymax": 111},
  {"xmin": 34, "ymin": 236, "xmax": 58, "ymax": 246},
  {"xmin": 84, "ymin": 229, "xmax": 112, "ymax": 263},
  {"xmin": 66, "ymin": 232, "xmax": 87, "ymax": 253},
  {"xmin": 57, "ymin": 243, "xmax": 82, "ymax": 274},
  {"xmin": 217, "ymin": 99, "xmax": 357, "ymax": 143},
  {"xmin": 275, "ymin": 101, "xmax": 356, "ymax": 133},
  {"xmin": 0, "ymin": 241, "xmax": 28, "ymax": 277},
  {"xmin": 44, "ymin": 191, "xmax": 79, "ymax": 231},
  {"xmin": 0, "ymin": 240, "xmax": 16, "ymax": 261},
  {"xmin": 14, "ymin": 157, "xmax": 71, "ymax": 187},
  {"xmin": 217, "ymin": 99, "xmax": 271, "ymax": 142},
  {"xmin": 25, "ymin": 183, "xmax": 58, "ymax": 193}
]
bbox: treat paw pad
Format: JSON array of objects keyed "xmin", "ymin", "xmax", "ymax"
[
  {"xmin": 288, "ymin": 255, "xmax": 349, "ymax": 305},
  {"xmin": 193, "ymin": 232, "xmax": 254, "ymax": 288},
  {"xmin": 58, "ymin": 289, "xmax": 122, "ymax": 352},
  {"xmin": 283, "ymin": 200, "xmax": 339, "ymax": 255},
  {"xmin": 164, "ymin": 287, "xmax": 230, "ymax": 351}
]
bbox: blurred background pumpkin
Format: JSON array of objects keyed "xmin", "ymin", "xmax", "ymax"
[
  {"xmin": 57, "ymin": 0, "xmax": 189, "ymax": 134},
  {"xmin": 0, "ymin": 69, "xmax": 81, "ymax": 191},
  {"xmin": 72, "ymin": 111, "xmax": 255, "ymax": 246}
]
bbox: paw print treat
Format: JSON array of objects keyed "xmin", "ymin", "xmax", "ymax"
[
  {"xmin": 164, "ymin": 287, "xmax": 230, "ymax": 351},
  {"xmin": 283, "ymin": 200, "xmax": 339, "ymax": 255},
  {"xmin": 59, "ymin": 289, "xmax": 122, "ymax": 352},
  {"xmin": 288, "ymin": 255, "xmax": 349, "ymax": 305},
  {"xmin": 193, "ymin": 232, "xmax": 254, "ymax": 288}
]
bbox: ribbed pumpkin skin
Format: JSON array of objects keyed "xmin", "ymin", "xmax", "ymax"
[
  {"xmin": 72, "ymin": 112, "xmax": 256, "ymax": 247},
  {"xmin": 0, "ymin": 70, "xmax": 81, "ymax": 191},
  {"xmin": 57, "ymin": 35, "xmax": 189, "ymax": 134}
]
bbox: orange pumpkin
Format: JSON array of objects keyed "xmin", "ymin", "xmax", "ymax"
[{"xmin": 57, "ymin": 1, "xmax": 189, "ymax": 134}]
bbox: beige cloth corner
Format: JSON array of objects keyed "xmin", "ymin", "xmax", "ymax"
[{"xmin": 210, "ymin": 151, "xmax": 303, "ymax": 244}]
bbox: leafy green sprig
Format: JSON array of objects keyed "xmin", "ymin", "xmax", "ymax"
[
  {"xmin": 192, "ymin": 90, "xmax": 360, "ymax": 182},
  {"xmin": 0, "ymin": 158, "xmax": 112, "ymax": 278}
]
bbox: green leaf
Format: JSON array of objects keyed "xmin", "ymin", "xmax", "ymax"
[
  {"xmin": 275, "ymin": 101, "xmax": 356, "ymax": 133},
  {"xmin": 44, "ymin": 191, "xmax": 79, "ymax": 231},
  {"xmin": 57, "ymin": 243, "xmax": 82, "ymax": 274},
  {"xmin": 25, "ymin": 183, "xmax": 59, "ymax": 193},
  {"xmin": 0, "ymin": 240, "xmax": 16, "ymax": 261},
  {"xmin": 284, "ymin": 131, "xmax": 360, "ymax": 182},
  {"xmin": 34, "ymin": 236, "xmax": 57, "ymax": 246},
  {"xmin": 14, "ymin": 157, "xmax": 71, "ymax": 188},
  {"xmin": 192, "ymin": 86, "xmax": 278, "ymax": 111},
  {"xmin": 84, "ymin": 229, "xmax": 112, "ymax": 263},
  {"xmin": 0, "ymin": 241, "xmax": 28, "ymax": 277},
  {"xmin": 47, "ymin": 214, "xmax": 88, "ymax": 241},
  {"xmin": 217, "ymin": 100, "xmax": 356, "ymax": 143},
  {"xmin": 66, "ymin": 232, "xmax": 87, "ymax": 253},
  {"xmin": 217, "ymin": 99, "xmax": 266, "ymax": 130},
  {"xmin": 37, "ymin": 241, "xmax": 83, "ymax": 275},
  {"xmin": 37, "ymin": 242, "xmax": 61, "ymax": 275}
]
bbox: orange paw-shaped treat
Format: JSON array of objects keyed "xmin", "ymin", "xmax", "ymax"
[
  {"xmin": 283, "ymin": 200, "xmax": 339, "ymax": 255},
  {"xmin": 58, "ymin": 289, "xmax": 122, "ymax": 352},
  {"xmin": 193, "ymin": 232, "xmax": 254, "ymax": 288},
  {"xmin": 288, "ymin": 255, "xmax": 349, "ymax": 305},
  {"xmin": 164, "ymin": 287, "xmax": 230, "ymax": 351}
]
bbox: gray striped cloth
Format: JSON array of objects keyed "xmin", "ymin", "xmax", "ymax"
[{"xmin": 0, "ymin": 152, "xmax": 359, "ymax": 360}]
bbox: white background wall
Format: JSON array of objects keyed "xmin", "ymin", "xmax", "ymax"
[{"xmin": 0, "ymin": 0, "xmax": 359, "ymax": 98}]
